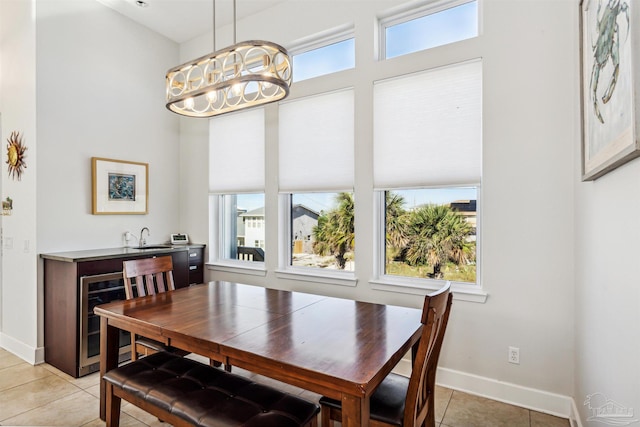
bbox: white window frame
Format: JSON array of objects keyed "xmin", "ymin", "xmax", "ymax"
[
  {"xmin": 289, "ymin": 24, "xmax": 354, "ymax": 57},
  {"xmin": 275, "ymin": 194, "xmax": 357, "ymax": 287},
  {"xmin": 371, "ymin": 190, "xmax": 486, "ymax": 302},
  {"xmin": 288, "ymin": 25, "xmax": 355, "ymax": 82},
  {"xmin": 378, "ymin": 0, "xmax": 479, "ymax": 60},
  {"xmin": 208, "ymin": 194, "xmax": 266, "ymax": 277}
]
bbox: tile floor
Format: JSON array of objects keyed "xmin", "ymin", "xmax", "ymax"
[{"xmin": 0, "ymin": 348, "xmax": 570, "ymax": 427}]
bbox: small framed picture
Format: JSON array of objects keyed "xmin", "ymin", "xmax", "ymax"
[{"xmin": 92, "ymin": 157, "xmax": 148, "ymax": 214}]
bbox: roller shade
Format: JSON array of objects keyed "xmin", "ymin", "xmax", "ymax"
[
  {"xmin": 373, "ymin": 59, "xmax": 482, "ymax": 189},
  {"xmin": 279, "ymin": 89, "xmax": 354, "ymax": 192},
  {"xmin": 209, "ymin": 108, "xmax": 265, "ymax": 193}
]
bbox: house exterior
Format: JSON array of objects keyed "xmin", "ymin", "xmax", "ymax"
[
  {"xmin": 240, "ymin": 207, "xmax": 265, "ymax": 249},
  {"xmin": 450, "ymin": 199, "xmax": 477, "ymax": 236},
  {"xmin": 292, "ymin": 204, "xmax": 319, "ymax": 254}
]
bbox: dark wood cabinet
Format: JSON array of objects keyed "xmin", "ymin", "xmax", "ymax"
[
  {"xmin": 187, "ymin": 246, "xmax": 204, "ymax": 285},
  {"xmin": 41, "ymin": 245, "xmax": 205, "ymax": 377}
]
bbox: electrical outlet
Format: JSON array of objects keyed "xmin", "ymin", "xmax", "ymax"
[{"xmin": 508, "ymin": 346, "xmax": 520, "ymax": 364}]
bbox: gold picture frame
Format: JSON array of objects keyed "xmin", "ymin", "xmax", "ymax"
[
  {"xmin": 92, "ymin": 157, "xmax": 148, "ymax": 215},
  {"xmin": 580, "ymin": 0, "xmax": 639, "ymax": 181}
]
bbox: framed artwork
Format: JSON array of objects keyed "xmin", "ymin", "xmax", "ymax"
[
  {"xmin": 92, "ymin": 157, "xmax": 148, "ymax": 215},
  {"xmin": 581, "ymin": 0, "xmax": 639, "ymax": 181}
]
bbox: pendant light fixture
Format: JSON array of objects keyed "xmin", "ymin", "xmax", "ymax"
[{"xmin": 165, "ymin": 0, "xmax": 292, "ymax": 118}]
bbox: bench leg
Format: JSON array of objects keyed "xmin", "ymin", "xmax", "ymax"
[
  {"xmin": 320, "ymin": 405, "xmax": 333, "ymax": 427},
  {"xmin": 105, "ymin": 382, "xmax": 122, "ymax": 427},
  {"xmin": 209, "ymin": 358, "xmax": 233, "ymax": 372}
]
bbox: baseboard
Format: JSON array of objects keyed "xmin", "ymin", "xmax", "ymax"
[
  {"xmin": 0, "ymin": 332, "xmax": 44, "ymax": 365},
  {"xmin": 569, "ymin": 397, "xmax": 584, "ymax": 427},
  {"xmin": 436, "ymin": 367, "xmax": 575, "ymax": 419},
  {"xmin": 391, "ymin": 361, "xmax": 581, "ymax": 425}
]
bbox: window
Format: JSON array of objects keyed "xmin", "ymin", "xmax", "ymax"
[
  {"xmin": 384, "ymin": 188, "xmax": 477, "ymax": 283},
  {"xmin": 292, "ymin": 33, "xmax": 355, "ymax": 82},
  {"xmin": 210, "ymin": 108, "xmax": 265, "ymax": 267},
  {"xmin": 374, "ymin": 60, "xmax": 482, "ymax": 287},
  {"xmin": 290, "ymin": 192, "xmax": 354, "ymax": 271},
  {"xmin": 220, "ymin": 194, "xmax": 265, "ymax": 262},
  {"xmin": 382, "ymin": 0, "xmax": 478, "ymax": 59},
  {"xmin": 278, "ymin": 90, "xmax": 355, "ymax": 277}
]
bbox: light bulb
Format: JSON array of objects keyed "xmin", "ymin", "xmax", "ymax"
[
  {"xmin": 206, "ymin": 91, "xmax": 218, "ymax": 103},
  {"xmin": 231, "ymin": 83, "xmax": 243, "ymax": 97},
  {"xmin": 184, "ymin": 97, "xmax": 195, "ymax": 110}
]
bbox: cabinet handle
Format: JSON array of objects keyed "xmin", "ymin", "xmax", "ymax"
[
  {"xmin": 189, "ymin": 266, "xmax": 198, "ymax": 270},
  {"xmin": 189, "ymin": 252, "xmax": 198, "ymax": 257}
]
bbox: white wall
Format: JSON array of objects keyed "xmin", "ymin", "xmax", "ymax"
[
  {"xmin": 574, "ymin": 1, "xmax": 640, "ymax": 422},
  {"xmin": 0, "ymin": 0, "xmax": 39, "ymax": 363},
  {"xmin": 180, "ymin": 0, "xmax": 578, "ymax": 417},
  {"xmin": 35, "ymin": 0, "xmax": 181, "ymax": 255},
  {"xmin": 574, "ymin": 120, "xmax": 640, "ymax": 418}
]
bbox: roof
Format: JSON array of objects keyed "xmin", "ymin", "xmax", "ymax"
[{"xmin": 239, "ymin": 207, "xmax": 265, "ymax": 217}]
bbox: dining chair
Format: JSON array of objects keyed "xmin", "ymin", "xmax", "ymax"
[
  {"xmin": 122, "ymin": 256, "xmax": 187, "ymax": 362},
  {"xmin": 122, "ymin": 256, "xmax": 232, "ymax": 371},
  {"xmin": 319, "ymin": 282, "xmax": 453, "ymax": 427},
  {"xmin": 123, "ymin": 255, "xmax": 175, "ymax": 300}
]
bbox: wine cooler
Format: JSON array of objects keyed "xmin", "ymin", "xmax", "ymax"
[{"xmin": 79, "ymin": 272, "xmax": 131, "ymax": 376}]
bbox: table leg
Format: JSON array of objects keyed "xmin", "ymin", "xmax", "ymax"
[
  {"xmin": 99, "ymin": 317, "xmax": 119, "ymax": 421},
  {"xmin": 340, "ymin": 394, "xmax": 370, "ymax": 427}
]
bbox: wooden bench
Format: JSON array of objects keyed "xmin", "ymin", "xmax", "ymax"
[{"xmin": 103, "ymin": 352, "xmax": 319, "ymax": 427}]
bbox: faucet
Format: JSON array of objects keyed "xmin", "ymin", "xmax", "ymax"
[{"xmin": 139, "ymin": 227, "xmax": 150, "ymax": 248}]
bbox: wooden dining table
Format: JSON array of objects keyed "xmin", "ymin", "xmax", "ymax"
[{"xmin": 95, "ymin": 281, "xmax": 423, "ymax": 427}]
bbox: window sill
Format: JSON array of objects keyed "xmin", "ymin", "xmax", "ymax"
[
  {"xmin": 207, "ymin": 261, "xmax": 267, "ymax": 277},
  {"xmin": 370, "ymin": 279, "xmax": 488, "ymax": 303},
  {"xmin": 275, "ymin": 268, "xmax": 358, "ymax": 287}
]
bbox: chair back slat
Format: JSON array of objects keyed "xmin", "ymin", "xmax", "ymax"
[
  {"xmin": 123, "ymin": 256, "xmax": 175, "ymax": 299},
  {"xmin": 403, "ymin": 282, "xmax": 453, "ymax": 427}
]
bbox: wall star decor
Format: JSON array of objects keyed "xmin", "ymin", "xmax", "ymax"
[{"xmin": 6, "ymin": 131, "xmax": 27, "ymax": 180}]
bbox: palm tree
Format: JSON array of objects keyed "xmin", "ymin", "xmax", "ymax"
[
  {"xmin": 313, "ymin": 192, "xmax": 355, "ymax": 269},
  {"xmin": 385, "ymin": 192, "xmax": 410, "ymax": 250},
  {"xmin": 404, "ymin": 204, "xmax": 473, "ymax": 278}
]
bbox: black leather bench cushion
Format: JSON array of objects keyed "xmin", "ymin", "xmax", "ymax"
[
  {"xmin": 103, "ymin": 352, "xmax": 319, "ymax": 427},
  {"xmin": 319, "ymin": 372, "xmax": 408, "ymax": 426}
]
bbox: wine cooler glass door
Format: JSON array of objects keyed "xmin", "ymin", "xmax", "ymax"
[{"xmin": 79, "ymin": 271, "xmax": 130, "ymax": 376}]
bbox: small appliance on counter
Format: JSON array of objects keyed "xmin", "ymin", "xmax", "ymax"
[{"xmin": 170, "ymin": 233, "xmax": 189, "ymax": 245}]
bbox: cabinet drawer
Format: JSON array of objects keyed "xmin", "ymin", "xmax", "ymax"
[
  {"xmin": 189, "ymin": 265, "xmax": 204, "ymax": 285},
  {"xmin": 188, "ymin": 249, "xmax": 203, "ymax": 263}
]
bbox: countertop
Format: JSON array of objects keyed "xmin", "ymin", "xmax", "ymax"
[{"xmin": 40, "ymin": 244, "xmax": 205, "ymax": 263}]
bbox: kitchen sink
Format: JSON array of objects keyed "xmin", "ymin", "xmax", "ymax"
[{"xmin": 136, "ymin": 245, "xmax": 174, "ymax": 250}]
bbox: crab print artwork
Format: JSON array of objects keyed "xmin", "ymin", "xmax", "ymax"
[
  {"xmin": 581, "ymin": 0, "xmax": 636, "ymax": 180},
  {"xmin": 589, "ymin": 0, "xmax": 629, "ymax": 124}
]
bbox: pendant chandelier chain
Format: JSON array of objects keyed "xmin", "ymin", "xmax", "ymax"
[
  {"xmin": 212, "ymin": 0, "xmax": 236, "ymax": 49},
  {"xmin": 212, "ymin": 0, "xmax": 216, "ymax": 51},
  {"xmin": 233, "ymin": 0, "xmax": 237, "ymax": 44}
]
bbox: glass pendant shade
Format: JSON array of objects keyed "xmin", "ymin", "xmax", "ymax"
[{"xmin": 166, "ymin": 40, "xmax": 292, "ymax": 118}]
